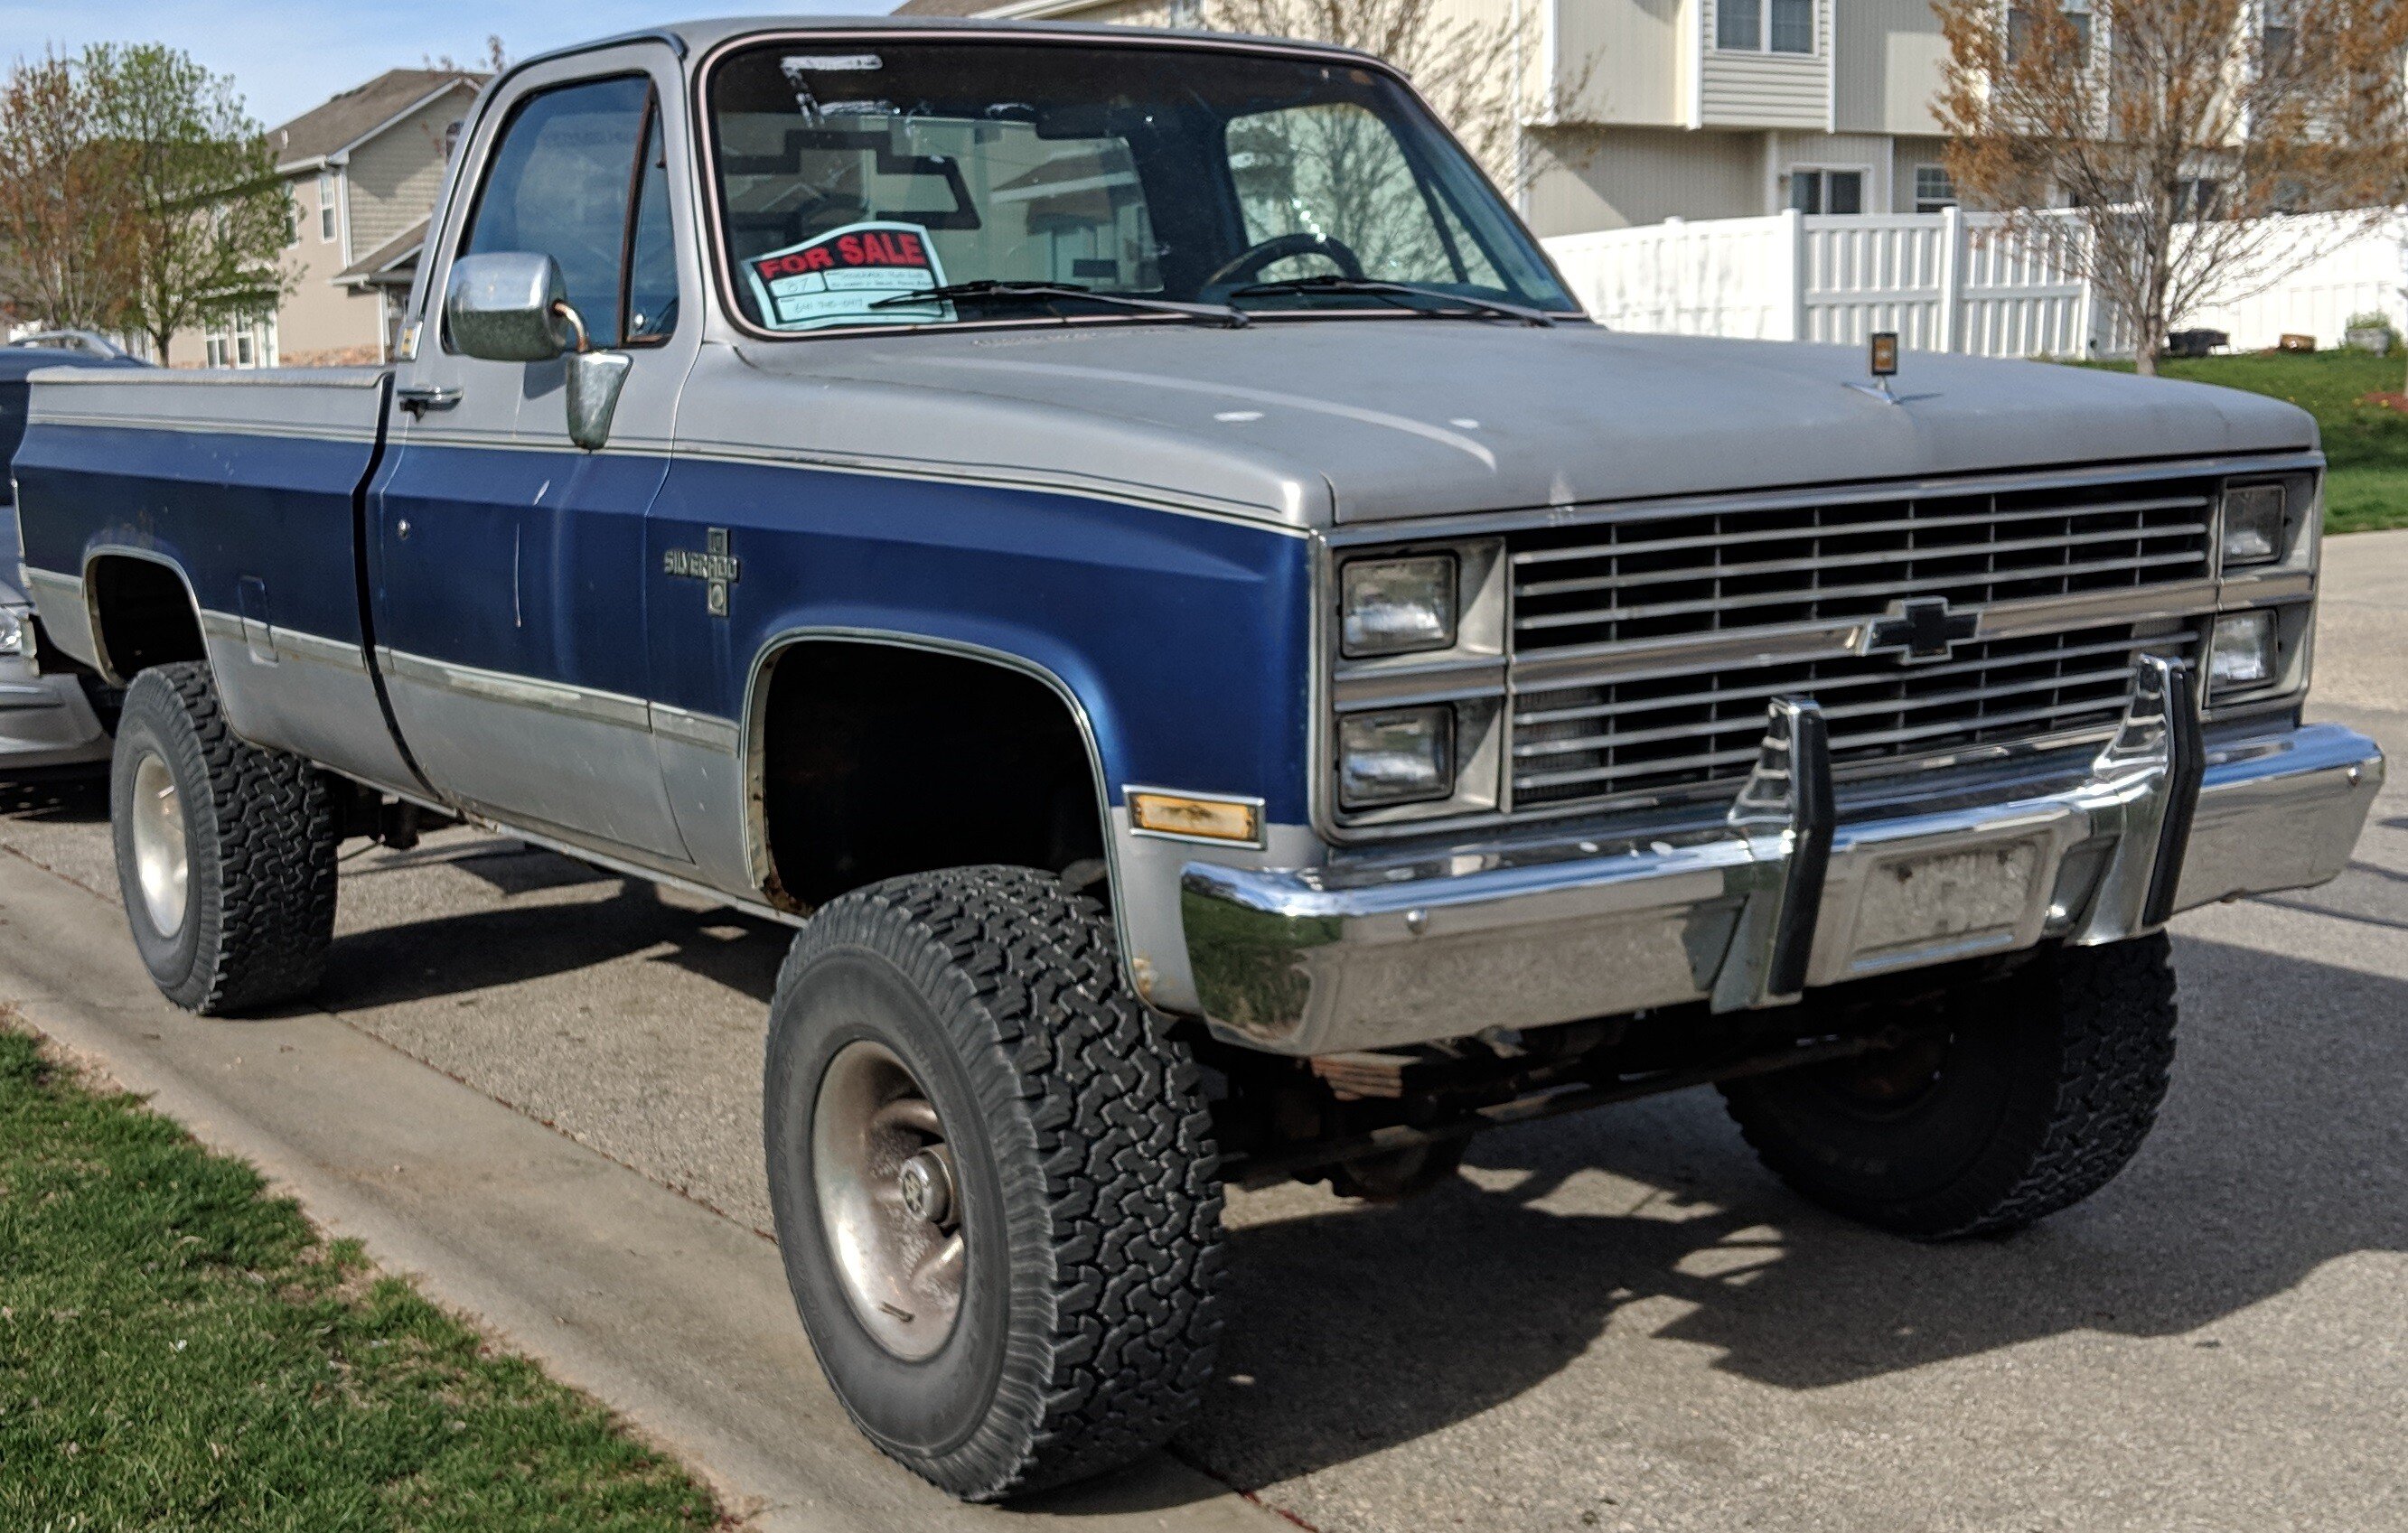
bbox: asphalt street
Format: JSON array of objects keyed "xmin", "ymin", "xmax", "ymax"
[{"xmin": 5, "ymin": 533, "xmax": 2407, "ymax": 1531}]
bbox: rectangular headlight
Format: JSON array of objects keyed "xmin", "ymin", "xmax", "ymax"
[
  {"xmin": 2210, "ymin": 610, "xmax": 2276, "ymax": 691},
  {"xmin": 1338, "ymin": 706, "xmax": 1454, "ymax": 809},
  {"xmin": 1342, "ymin": 555, "xmax": 1457, "ymax": 659},
  {"xmin": 2221, "ymin": 481, "xmax": 2287, "ymax": 566}
]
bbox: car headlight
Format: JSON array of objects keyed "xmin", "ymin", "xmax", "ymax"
[
  {"xmin": 2221, "ymin": 481, "xmax": 2288, "ymax": 566},
  {"xmin": 1338, "ymin": 706, "xmax": 1454, "ymax": 809},
  {"xmin": 1341, "ymin": 555, "xmax": 1457, "ymax": 659},
  {"xmin": 0, "ymin": 606, "xmax": 23, "ymax": 658},
  {"xmin": 2209, "ymin": 609, "xmax": 2276, "ymax": 691}
]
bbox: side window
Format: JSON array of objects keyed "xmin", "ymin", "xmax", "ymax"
[
  {"xmin": 457, "ymin": 75, "xmax": 670, "ymax": 351},
  {"xmin": 624, "ymin": 107, "xmax": 679, "ymax": 344}
]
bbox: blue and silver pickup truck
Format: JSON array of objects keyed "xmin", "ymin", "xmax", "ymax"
[{"xmin": 8, "ymin": 15, "xmax": 2384, "ymax": 1499}]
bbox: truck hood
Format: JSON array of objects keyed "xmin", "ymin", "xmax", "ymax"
[{"xmin": 723, "ymin": 322, "xmax": 2317, "ymax": 528}]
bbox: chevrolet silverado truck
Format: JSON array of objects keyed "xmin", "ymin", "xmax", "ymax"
[{"xmin": 9, "ymin": 16, "xmax": 2384, "ymax": 1500}]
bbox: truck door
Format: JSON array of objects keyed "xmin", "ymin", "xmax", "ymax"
[{"xmin": 370, "ymin": 45, "xmax": 699, "ymax": 862}]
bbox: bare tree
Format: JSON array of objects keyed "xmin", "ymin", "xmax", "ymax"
[
  {"xmin": 0, "ymin": 52, "xmax": 134, "ymax": 335},
  {"xmin": 86, "ymin": 43, "xmax": 294, "ymax": 365},
  {"xmin": 1935, "ymin": 0, "xmax": 2408, "ymax": 374},
  {"xmin": 1196, "ymin": 0, "xmax": 1585, "ymax": 207}
]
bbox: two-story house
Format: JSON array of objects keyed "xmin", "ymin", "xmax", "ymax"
[
  {"xmin": 895, "ymin": 0, "xmax": 1965, "ymax": 238},
  {"xmin": 183, "ymin": 68, "xmax": 485, "ymax": 368}
]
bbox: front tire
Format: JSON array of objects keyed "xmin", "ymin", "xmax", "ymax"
[
  {"xmin": 109, "ymin": 662, "xmax": 339, "ymax": 1013},
  {"xmin": 1720, "ymin": 935, "xmax": 2177, "ymax": 1240},
  {"xmin": 764, "ymin": 866, "xmax": 1224, "ymax": 1500}
]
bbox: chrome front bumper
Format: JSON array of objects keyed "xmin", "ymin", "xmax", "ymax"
[
  {"xmin": 1181, "ymin": 659, "xmax": 2383, "ymax": 1056},
  {"xmin": 0, "ymin": 643, "xmax": 108, "ymax": 771}
]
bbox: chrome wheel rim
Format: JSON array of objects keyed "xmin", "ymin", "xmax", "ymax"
[
  {"xmin": 129, "ymin": 751, "xmax": 190, "ymax": 939},
  {"xmin": 812, "ymin": 1041, "xmax": 965, "ymax": 1360}
]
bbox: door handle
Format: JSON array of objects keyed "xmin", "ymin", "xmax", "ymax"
[{"xmin": 396, "ymin": 383, "xmax": 462, "ymax": 416}]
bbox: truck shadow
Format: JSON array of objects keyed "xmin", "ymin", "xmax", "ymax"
[
  {"xmin": 316, "ymin": 866, "xmax": 787, "ymax": 1012},
  {"xmin": 0, "ymin": 771, "xmax": 108, "ymax": 822},
  {"xmin": 1171, "ymin": 935, "xmax": 2408, "ymax": 1495}
]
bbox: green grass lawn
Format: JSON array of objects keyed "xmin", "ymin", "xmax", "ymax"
[
  {"xmin": 2085, "ymin": 349, "xmax": 2408, "ymax": 534},
  {"xmin": 0, "ymin": 1024, "xmax": 725, "ymax": 1532}
]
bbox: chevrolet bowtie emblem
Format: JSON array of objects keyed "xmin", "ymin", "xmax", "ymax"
[
  {"xmin": 1862, "ymin": 595, "xmax": 1978, "ymax": 664},
  {"xmin": 665, "ymin": 528, "xmax": 740, "ymax": 617}
]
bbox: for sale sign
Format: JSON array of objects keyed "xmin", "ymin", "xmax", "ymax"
[{"xmin": 744, "ymin": 220, "xmax": 951, "ymax": 332}]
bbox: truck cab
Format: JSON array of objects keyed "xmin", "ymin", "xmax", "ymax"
[{"xmin": 8, "ymin": 16, "xmax": 2383, "ymax": 1503}]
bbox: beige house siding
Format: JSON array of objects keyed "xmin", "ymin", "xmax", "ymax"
[
  {"xmin": 1698, "ymin": 0, "xmax": 1830, "ymax": 131},
  {"xmin": 1558, "ymin": 0, "xmax": 1686, "ymax": 126},
  {"xmin": 278, "ymin": 169, "xmax": 386, "ymax": 366},
  {"xmin": 1832, "ymin": 0, "xmax": 1948, "ymax": 136},
  {"xmin": 1523, "ymin": 124, "xmax": 1761, "ymax": 235},
  {"xmin": 1890, "ymin": 135, "xmax": 1954, "ymax": 212},
  {"xmin": 346, "ymin": 89, "xmax": 472, "ymax": 260}
]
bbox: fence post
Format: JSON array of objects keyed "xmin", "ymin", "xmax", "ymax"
[
  {"xmin": 2073, "ymin": 220, "xmax": 2101, "ymax": 360},
  {"xmin": 1935, "ymin": 204, "xmax": 1965, "ymax": 354},
  {"xmin": 1776, "ymin": 207, "xmax": 1808, "ymax": 341}
]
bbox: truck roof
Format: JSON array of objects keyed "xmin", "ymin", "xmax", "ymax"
[{"xmin": 513, "ymin": 14, "xmax": 1379, "ymax": 72}]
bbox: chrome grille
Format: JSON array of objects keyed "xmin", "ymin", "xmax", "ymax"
[
  {"xmin": 1512, "ymin": 624, "xmax": 2197, "ymax": 812},
  {"xmin": 1509, "ymin": 478, "xmax": 2216, "ymax": 655}
]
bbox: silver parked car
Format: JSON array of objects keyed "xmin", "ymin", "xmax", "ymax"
[{"xmin": 0, "ymin": 332, "xmax": 147, "ymax": 771}]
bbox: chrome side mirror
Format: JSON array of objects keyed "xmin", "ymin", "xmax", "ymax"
[
  {"xmin": 445, "ymin": 252, "xmax": 574, "ymax": 362},
  {"xmin": 566, "ymin": 350, "xmax": 632, "ymax": 452}
]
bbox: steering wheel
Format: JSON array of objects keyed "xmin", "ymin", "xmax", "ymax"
[{"xmin": 1205, "ymin": 231, "xmax": 1366, "ymax": 287}]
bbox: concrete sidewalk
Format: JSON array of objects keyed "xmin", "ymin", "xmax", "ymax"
[{"xmin": 0, "ymin": 845, "xmax": 1278, "ymax": 1533}]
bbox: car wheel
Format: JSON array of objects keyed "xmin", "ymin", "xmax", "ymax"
[
  {"xmin": 1720, "ymin": 935, "xmax": 2178, "ymax": 1240},
  {"xmin": 764, "ymin": 865, "xmax": 1225, "ymax": 1500},
  {"xmin": 109, "ymin": 662, "xmax": 339, "ymax": 1013}
]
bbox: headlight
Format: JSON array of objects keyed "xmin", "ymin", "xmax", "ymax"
[
  {"xmin": 1341, "ymin": 555, "xmax": 1457, "ymax": 659},
  {"xmin": 2221, "ymin": 481, "xmax": 2288, "ymax": 566},
  {"xmin": 2209, "ymin": 610, "xmax": 2275, "ymax": 690},
  {"xmin": 0, "ymin": 606, "xmax": 23, "ymax": 658},
  {"xmin": 1338, "ymin": 706, "xmax": 1454, "ymax": 809}
]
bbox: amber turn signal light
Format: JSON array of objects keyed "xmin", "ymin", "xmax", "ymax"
[{"xmin": 1129, "ymin": 791, "xmax": 1262, "ymax": 845}]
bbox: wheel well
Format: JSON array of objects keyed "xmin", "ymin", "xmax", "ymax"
[
  {"xmin": 87, "ymin": 556, "xmax": 205, "ymax": 682},
  {"xmin": 754, "ymin": 642, "xmax": 1108, "ymax": 909}
]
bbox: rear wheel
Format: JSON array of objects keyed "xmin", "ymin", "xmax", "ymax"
[
  {"xmin": 109, "ymin": 663, "xmax": 339, "ymax": 1013},
  {"xmin": 764, "ymin": 865, "xmax": 1224, "ymax": 1500},
  {"xmin": 1720, "ymin": 935, "xmax": 2177, "ymax": 1239}
]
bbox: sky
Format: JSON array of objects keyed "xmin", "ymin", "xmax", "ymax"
[{"xmin": 0, "ymin": 0, "xmax": 895, "ymax": 129}]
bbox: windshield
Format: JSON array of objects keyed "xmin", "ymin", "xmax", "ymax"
[{"xmin": 705, "ymin": 39, "xmax": 1574, "ymax": 333}]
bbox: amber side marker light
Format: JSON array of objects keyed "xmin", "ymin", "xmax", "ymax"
[{"xmin": 1129, "ymin": 791, "xmax": 1262, "ymax": 846}]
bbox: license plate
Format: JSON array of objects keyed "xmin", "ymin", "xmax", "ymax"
[{"xmin": 1853, "ymin": 840, "xmax": 2039, "ymax": 960}]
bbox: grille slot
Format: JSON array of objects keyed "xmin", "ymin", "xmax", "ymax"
[
  {"xmin": 1509, "ymin": 481, "xmax": 2215, "ymax": 654},
  {"xmin": 1511, "ymin": 625, "xmax": 2195, "ymax": 812}
]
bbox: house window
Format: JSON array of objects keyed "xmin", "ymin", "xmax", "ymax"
[
  {"xmin": 1789, "ymin": 168, "xmax": 1864, "ymax": 215},
  {"xmin": 204, "ymin": 336, "xmax": 225, "ymax": 368},
  {"xmin": 444, "ymin": 119, "xmax": 463, "ymax": 160},
  {"xmin": 1717, "ymin": 0, "xmax": 1814, "ymax": 54},
  {"xmin": 2007, "ymin": 0, "xmax": 2093, "ymax": 67},
  {"xmin": 317, "ymin": 168, "xmax": 337, "ymax": 242},
  {"xmin": 2174, "ymin": 177, "xmax": 2221, "ymax": 219},
  {"xmin": 2263, "ymin": 0, "xmax": 2296, "ymax": 70},
  {"xmin": 1914, "ymin": 164, "xmax": 1958, "ymax": 213}
]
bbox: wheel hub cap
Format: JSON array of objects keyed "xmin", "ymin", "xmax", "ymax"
[
  {"xmin": 811, "ymin": 1042, "xmax": 966, "ymax": 1360},
  {"xmin": 129, "ymin": 751, "xmax": 190, "ymax": 939}
]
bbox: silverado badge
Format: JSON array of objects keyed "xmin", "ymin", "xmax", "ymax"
[{"xmin": 665, "ymin": 528, "xmax": 741, "ymax": 617}]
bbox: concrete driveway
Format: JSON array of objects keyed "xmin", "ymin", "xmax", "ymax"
[{"xmin": 6, "ymin": 532, "xmax": 2408, "ymax": 1532}]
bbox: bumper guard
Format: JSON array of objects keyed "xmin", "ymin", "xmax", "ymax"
[{"xmin": 1181, "ymin": 657, "xmax": 2378, "ymax": 1055}]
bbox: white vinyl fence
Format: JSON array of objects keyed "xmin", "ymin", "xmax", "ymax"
[{"xmin": 1543, "ymin": 207, "xmax": 2408, "ymax": 360}]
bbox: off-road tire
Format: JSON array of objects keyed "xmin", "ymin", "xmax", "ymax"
[
  {"xmin": 764, "ymin": 865, "xmax": 1225, "ymax": 1500},
  {"xmin": 1720, "ymin": 935, "xmax": 2177, "ymax": 1240},
  {"xmin": 109, "ymin": 662, "xmax": 340, "ymax": 1013}
]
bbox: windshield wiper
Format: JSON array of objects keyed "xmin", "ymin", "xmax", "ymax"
[
  {"xmin": 1229, "ymin": 276, "xmax": 1558, "ymax": 327},
  {"xmin": 870, "ymin": 280, "xmax": 1249, "ymax": 329}
]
